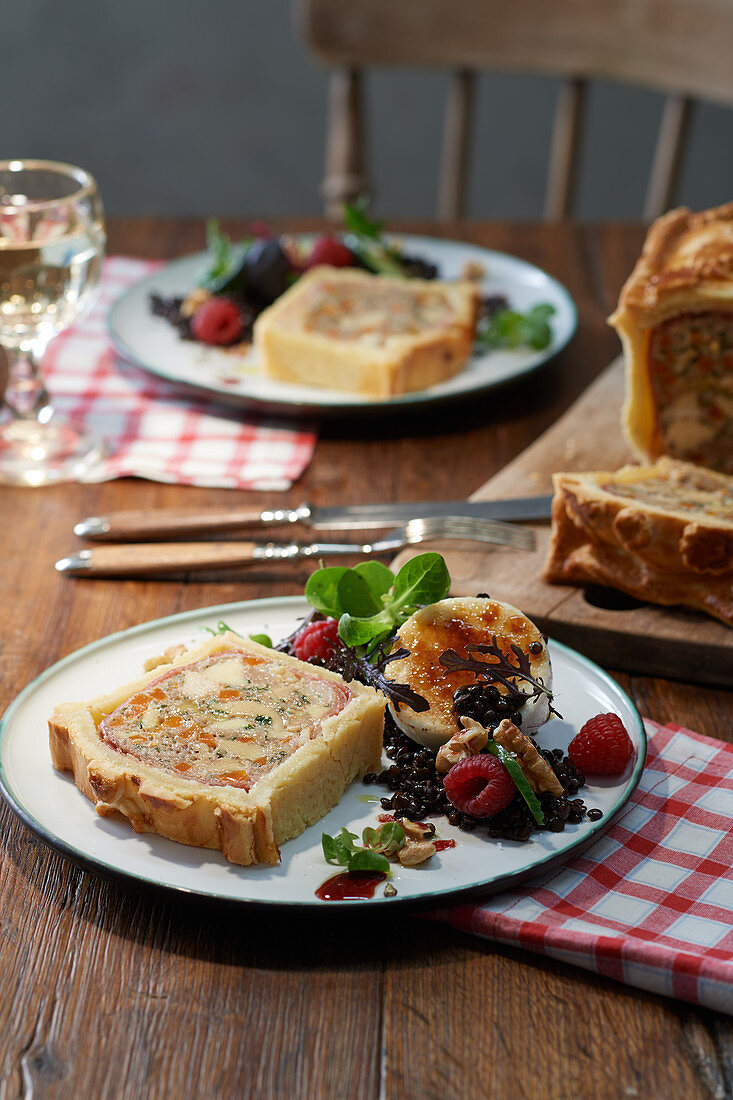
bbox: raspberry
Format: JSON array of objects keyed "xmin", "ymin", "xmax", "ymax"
[
  {"xmin": 292, "ymin": 618, "xmax": 342, "ymax": 663},
  {"xmin": 443, "ymin": 754, "xmax": 516, "ymax": 819},
  {"xmin": 306, "ymin": 234, "xmax": 355, "ymax": 269},
  {"xmin": 191, "ymin": 297, "xmax": 244, "ymax": 345},
  {"xmin": 568, "ymin": 713, "xmax": 634, "ymax": 776}
]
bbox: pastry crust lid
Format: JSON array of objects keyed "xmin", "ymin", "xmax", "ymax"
[{"xmin": 609, "ymin": 202, "xmax": 733, "ymax": 329}]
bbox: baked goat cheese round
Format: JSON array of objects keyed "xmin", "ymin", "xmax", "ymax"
[{"xmin": 387, "ymin": 597, "xmax": 552, "ymax": 749}]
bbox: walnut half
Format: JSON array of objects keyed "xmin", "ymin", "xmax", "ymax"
[
  {"xmin": 492, "ymin": 719, "xmax": 563, "ymax": 796},
  {"xmin": 435, "ymin": 717, "xmax": 489, "ymax": 774},
  {"xmin": 397, "ymin": 818, "xmax": 437, "ymax": 866},
  {"xmin": 180, "ymin": 287, "xmax": 212, "ymax": 319}
]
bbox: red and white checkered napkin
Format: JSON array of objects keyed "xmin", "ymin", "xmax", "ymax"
[
  {"xmin": 43, "ymin": 257, "xmax": 318, "ymax": 490},
  {"xmin": 434, "ymin": 721, "xmax": 733, "ymax": 1015}
]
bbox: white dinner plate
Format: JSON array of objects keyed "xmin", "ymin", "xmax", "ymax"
[
  {"xmin": 0, "ymin": 597, "xmax": 645, "ymax": 911},
  {"xmin": 108, "ymin": 236, "xmax": 577, "ymax": 418}
]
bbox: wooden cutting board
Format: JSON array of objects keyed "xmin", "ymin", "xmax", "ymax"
[{"xmin": 394, "ymin": 357, "xmax": 733, "ymax": 686}]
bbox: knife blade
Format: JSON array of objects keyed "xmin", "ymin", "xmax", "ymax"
[{"xmin": 73, "ymin": 496, "xmax": 552, "ymax": 542}]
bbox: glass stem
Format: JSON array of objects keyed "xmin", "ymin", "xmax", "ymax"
[{"xmin": 1, "ymin": 339, "xmax": 53, "ymax": 422}]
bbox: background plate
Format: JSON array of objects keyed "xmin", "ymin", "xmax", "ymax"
[
  {"xmin": 108, "ymin": 236, "xmax": 577, "ymax": 418},
  {"xmin": 0, "ymin": 597, "xmax": 645, "ymax": 911}
]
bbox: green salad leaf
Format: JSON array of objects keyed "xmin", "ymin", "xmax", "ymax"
[
  {"xmin": 199, "ymin": 219, "xmax": 253, "ymax": 292},
  {"xmin": 204, "ymin": 620, "xmax": 239, "ymax": 636},
  {"xmin": 204, "ymin": 621, "xmax": 271, "ymax": 647},
  {"xmin": 342, "ymin": 196, "xmax": 384, "ymax": 241},
  {"xmin": 342, "ymin": 196, "xmax": 411, "ymax": 277},
  {"xmin": 304, "ymin": 565, "xmax": 350, "ymax": 618},
  {"xmin": 305, "ymin": 552, "xmax": 450, "ymax": 655},
  {"xmin": 335, "ymin": 568, "xmax": 384, "ymax": 618},
  {"xmin": 361, "ymin": 821, "xmax": 406, "ymax": 856},
  {"xmin": 477, "ymin": 303, "xmax": 556, "ymax": 352},
  {"xmin": 391, "ymin": 552, "xmax": 450, "ymax": 609},
  {"xmin": 204, "ymin": 219, "xmax": 236, "ymax": 282},
  {"xmin": 321, "ymin": 821, "xmax": 406, "ymax": 873},
  {"xmin": 352, "ymin": 560, "xmax": 395, "ymax": 602}
]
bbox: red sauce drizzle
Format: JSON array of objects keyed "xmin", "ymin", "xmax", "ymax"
[
  {"xmin": 433, "ymin": 839, "xmax": 456, "ymax": 852},
  {"xmin": 315, "ymin": 871, "xmax": 386, "ymax": 901}
]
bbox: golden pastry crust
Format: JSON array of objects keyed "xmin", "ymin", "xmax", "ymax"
[
  {"xmin": 254, "ymin": 266, "xmax": 479, "ymax": 398},
  {"xmin": 543, "ymin": 458, "xmax": 733, "ymax": 627},
  {"xmin": 609, "ymin": 202, "xmax": 733, "ymax": 327},
  {"xmin": 49, "ymin": 633, "xmax": 385, "ymax": 866},
  {"xmin": 608, "ymin": 203, "xmax": 733, "ymax": 473}
]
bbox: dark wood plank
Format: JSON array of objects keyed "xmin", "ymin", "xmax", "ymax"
[{"xmin": 383, "ymin": 921, "xmax": 714, "ymax": 1100}]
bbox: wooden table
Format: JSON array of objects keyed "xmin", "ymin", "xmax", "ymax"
[{"xmin": 2, "ymin": 218, "xmax": 731, "ymax": 1099}]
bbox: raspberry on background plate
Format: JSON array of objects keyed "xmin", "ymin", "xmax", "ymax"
[
  {"xmin": 568, "ymin": 713, "xmax": 634, "ymax": 776},
  {"xmin": 306, "ymin": 235, "xmax": 355, "ymax": 269},
  {"xmin": 191, "ymin": 297, "xmax": 244, "ymax": 345}
]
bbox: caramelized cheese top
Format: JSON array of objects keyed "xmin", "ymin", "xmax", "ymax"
[{"xmin": 391, "ymin": 600, "xmax": 547, "ymax": 730}]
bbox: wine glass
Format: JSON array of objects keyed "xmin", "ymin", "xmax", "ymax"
[{"xmin": 0, "ymin": 159, "xmax": 106, "ymax": 485}]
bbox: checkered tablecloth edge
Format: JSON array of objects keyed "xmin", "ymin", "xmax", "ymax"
[{"xmin": 41, "ymin": 256, "xmax": 317, "ymax": 490}]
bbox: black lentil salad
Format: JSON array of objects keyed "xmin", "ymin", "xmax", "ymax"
[{"xmin": 363, "ymin": 710, "xmax": 596, "ymax": 843}]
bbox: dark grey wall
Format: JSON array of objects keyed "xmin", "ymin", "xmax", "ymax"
[{"xmin": 6, "ymin": 0, "xmax": 732, "ymax": 220}]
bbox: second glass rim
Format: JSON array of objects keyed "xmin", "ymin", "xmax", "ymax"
[{"xmin": 0, "ymin": 159, "xmax": 100, "ymax": 212}]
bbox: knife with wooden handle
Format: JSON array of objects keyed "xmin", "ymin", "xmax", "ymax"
[
  {"xmin": 73, "ymin": 496, "xmax": 553, "ymax": 540},
  {"xmin": 56, "ymin": 542, "xmax": 266, "ymax": 576}
]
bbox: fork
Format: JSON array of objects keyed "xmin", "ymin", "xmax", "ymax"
[{"xmin": 55, "ymin": 516, "xmax": 535, "ymax": 576}]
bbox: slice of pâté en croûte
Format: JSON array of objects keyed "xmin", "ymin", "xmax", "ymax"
[
  {"xmin": 543, "ymin": 457, "xmax": 733, "ymax": 626},
  {"xmin": 49, "ymin": 633, "xmax": 385, "ymax": 865},
  {"xmin": 253, "ymin": 265, "xmax": 479, "ymax": 398}
]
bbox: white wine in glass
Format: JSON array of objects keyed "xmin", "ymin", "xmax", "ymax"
[{"xmin": 0, "ymin": 159, "xmax": 106, "ymax": 485}]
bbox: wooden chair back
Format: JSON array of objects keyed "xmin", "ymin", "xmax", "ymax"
[{"xmin": 296, "ymin": 0, "xmax": 733, "ymax": 221}]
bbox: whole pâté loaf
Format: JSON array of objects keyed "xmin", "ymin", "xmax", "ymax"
[
  {"xmin": 543, "ymin": 458, "xmax": 733, "ymax": 626},
  {"xmin": 49, "ymin": 633, "xmax": 385, "ymax": 865},
  {"xmin": 608, "ymin": 202, "xmax": 733, "ymax": 473},
  {"xmin": 253, "ymin": 265, "xmax": 479, "ymax": 398}
]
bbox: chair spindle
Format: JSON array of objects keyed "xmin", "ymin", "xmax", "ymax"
[
  {"xmin": 544, "ymin": 77, "xmax": 587, "ymax": 222},
  {"xmin": 438, "ymin": 69, "xmax": 477, "ymax": 222},
  {"xmin": 322, "ymin": 67, "xmax": 371, "ymax": 220},
  {"xmin": 644, "ymin": 93, "xmax": 693, "ymax": 221}
]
